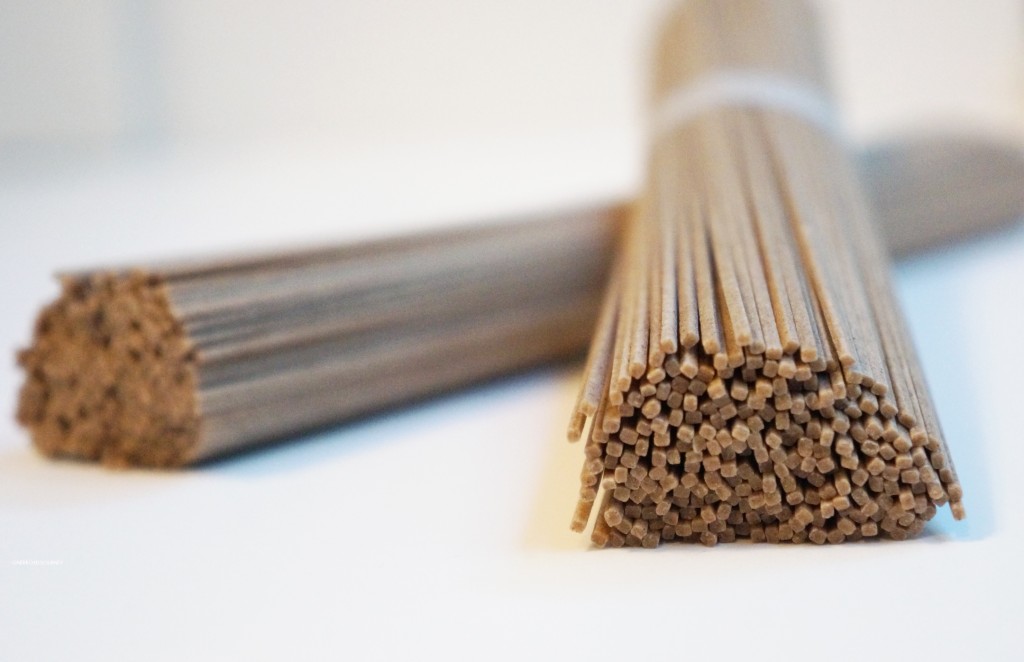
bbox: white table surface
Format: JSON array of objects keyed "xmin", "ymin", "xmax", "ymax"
[{"xmin": 3, "ymin": 5, "xmax": 1024, "ymax": 659}]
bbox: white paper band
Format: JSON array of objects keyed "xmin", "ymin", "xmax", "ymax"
[{"xmin": 650, "ymin": 71, "xmax": 841, "ymax": 139}]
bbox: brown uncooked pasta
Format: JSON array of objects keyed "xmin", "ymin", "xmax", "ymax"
[
  {"xmin": 860, "ymin": 135, "xmax": 1024, "ymax": 254},
  {"xmin": 16, "ymin": 0, "xmax": 1014, "ymax": 475},
  {"xmin": 567, "ymin": 0, "xmax": 965, "ymax": 546},
  {"xmin": 16, "ymin": 132, "xmax": 1017, "ymax": 470},
  {"xmin": 17, "ymin": 209, "xmax": 618, "ymax": 467}
]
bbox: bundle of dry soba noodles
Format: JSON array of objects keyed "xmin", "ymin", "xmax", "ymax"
[
  {"xmin": 567, "ymin": 0, "xmax": 964, "ymax": 546},
  {"xmin": 17, "ymin": 213, "xmax": 617, "ymax": 467}
]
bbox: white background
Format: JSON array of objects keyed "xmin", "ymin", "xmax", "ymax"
[{"xmin": 2, "ymin": 1, "xmax": 1023, "ymax": 660}]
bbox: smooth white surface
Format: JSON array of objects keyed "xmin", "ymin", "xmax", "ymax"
[{"xmin": 2, "ymin": 3, "xmax": 1024, "ymax": 661}]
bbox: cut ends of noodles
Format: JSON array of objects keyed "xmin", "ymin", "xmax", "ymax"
[{"xmin": 568, "ymin": 109, "xmax": 963, "ymax": 547}]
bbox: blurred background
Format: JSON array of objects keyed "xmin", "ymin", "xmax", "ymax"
[{"xmin": 2, "ymin": 0, "xmax": 1022, "ymax": 158}]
